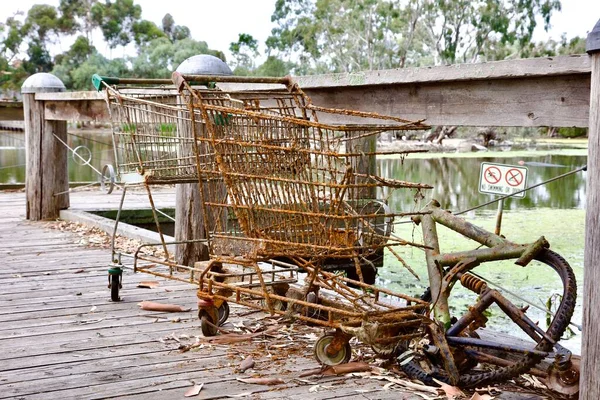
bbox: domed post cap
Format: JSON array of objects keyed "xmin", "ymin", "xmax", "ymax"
[
  {"xmin": 175, "ymin": 54, "xmax": 233, "ymax": 75},
  {"xmin": 587, "ymin": 19, "xmax": 600, "ymax": 54},
  {"xmin": 21, "ymin": 73, "xmax": 66, "ymax": 94}
]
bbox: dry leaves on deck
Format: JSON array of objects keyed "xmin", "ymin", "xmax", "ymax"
[
  {"xmin": 180, "ymin": 325, "xmax": 282, "ymax": 351},
  {"xmin": 138, "ymin": 301, "xmax": 190, "ymax": 312},
  {"xmin": 433, "ymin": 378, "xmax": 465, "ymax": 399},
  {"xmin": 184, "ymin": 383, "xmax": 204, "ymax": 397},
  {"xmin": 238, "ymin": 356, "xmax": 255, "ymax": 372},
  {"xmin": 300, "ymin": 362, "xmax": 373, "ymax": 378},
  {"xmin": 138, "ymin": 281, "xmax": 160, "ymax": 289},
  {"xmin": 236, "ymin": 377, "xmax": 285, "ymax": 386}
]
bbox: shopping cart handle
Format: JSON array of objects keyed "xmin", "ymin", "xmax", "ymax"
[{"xmin": 92, "ymin": 74, "xmax": 121, "ymax": 91}]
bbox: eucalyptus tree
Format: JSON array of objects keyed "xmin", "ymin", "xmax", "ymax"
[{"xmin": 267, "ymin": 0, "xmax": 563, "ymax": 72}]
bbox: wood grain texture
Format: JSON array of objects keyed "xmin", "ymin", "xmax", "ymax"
[
  {"xmin": 23, "ymin": 94, "xmax": 69, "ymax": 220},
  {"xmin": 580, "ymin": 53, "xmax": 600, "ymax": 399},
  {"xmin": 306, "ymin": 75, "xmax": 591, "ymax": 127}
]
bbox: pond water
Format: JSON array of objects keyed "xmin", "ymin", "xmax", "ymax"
[
  {"xmin": 0, "ymin": 130, "xmax": 113, "ymax": 185},
  {"xmin": 0, "ymin": 130, "xmax": 586, "ymax": 352}
]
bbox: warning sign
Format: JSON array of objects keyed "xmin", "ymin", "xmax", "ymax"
[{"xmin": 479, "ymin": 162, "xmax": 528, "ymax": 198}]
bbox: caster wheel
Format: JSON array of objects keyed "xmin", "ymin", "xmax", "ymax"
[
  {"xmin": 314, "ymin": 334, "xmax": 352, "ymax": 366},
  {"xmin": 199, "ymin": 309, "xmax": 218, "ymax": 337},
  {"xmin": 108, "ymin": 268, "xmax": 122, "ymax": 302},
  {"xmin": 218, "ymin": 301, "xmax": 230, "ymax": 325}
]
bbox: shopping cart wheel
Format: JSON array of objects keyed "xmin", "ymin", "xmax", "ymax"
[
  {"xmin": 218, "ymin": 301, "xmax": 230, "ymax": 325},
  {"xmin": 314, "ymin": 334, "xmax": 352, "ymax": 366},
  {"xmin": 199, "ymin": 308, "xmax": 219, "ymax": 337},
  {"xmin": 108, "ymin": 267, "xmax": 122, "ymax": 302}
]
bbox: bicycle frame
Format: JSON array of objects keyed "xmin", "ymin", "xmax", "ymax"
[{"xmin": 415, "ymin": 200, "xmax": 551, "ymax": 332}]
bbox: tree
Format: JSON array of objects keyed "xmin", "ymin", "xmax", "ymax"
[
  {"xmin": 253, "ymin": 56, "xmax": 293, "ymax": 77},
  {"xmin": 420, "ymin": 0, "xmax": 562, "ymax": 64},
  {"xmin": 131, "ymin": 37, "xmax": 226, "ymax": 79},
  {"xmin": 132, "ymin": 20, "xmax": 166, "ymax": 47},
  {"xmin": 0, "ymin": 14, "xmax": 25, "ymax": 62},
  {"xmin": 91, "ymin": 0, "xmax": 142, "ymax": 49},
  {"xmin": 57, "ymin": 0, "xmax": 100, "ymax": 41},
  {"xmin": 267, "ymin": 0, "xmax": 564, "ymax": 72},
  {"xmin": 160, "ymin": 13, "xmax": 190, "ymax": 42},
  {"xmin": 229, "ymin": 33, "xmax": 259, "ymax": 73}
]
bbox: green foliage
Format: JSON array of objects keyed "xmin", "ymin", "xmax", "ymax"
[
  {"xmin": 267, "ymin": 0, "xmax": 564, "ymax": 72},
  {"xmin": 158, "ymin": 123, "xmax": 176, "ymax": 135},
  {"xmin": 556, "ymin": 127, "xmax": 588, "ymax": 139},
  {"xmin": 121, "ymin": 123, "xmax": 137, "ymax": 132},
  {"xmin": 160, "ymin": 13, "xmax": 190, "ymax": 42},
  {"xmin": 252, "ymin": 56, "xmax": 293, "ymax": 77},
  {"xmin": 132, "ymin": 20, "xmax": 166, "ymax": 47},
  {"xmin": 229, "ymin": 33, "xmax": 259, "ymax": 70},
  {"xmin": 91, "ymin": 0, "xmax": 142, "ymax": 49},
  {"xmin": 131, "ymin": 37, "xmax": 224, "ymax": 79}
]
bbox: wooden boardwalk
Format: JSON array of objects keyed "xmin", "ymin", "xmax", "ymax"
[{"xmin": 0, "ymin": 190, "xmax": 544, "ymax": 400}]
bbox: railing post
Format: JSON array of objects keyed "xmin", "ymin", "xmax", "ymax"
[
  {"xmin": 174, "ymin": 55, "xmax": 233, "ymax": 266},
  {"xmin": 581, "ymin": 19, "xmax": 600, "ymax": 399},
  {"xmin": 21, "ymin": 73, "xmax": 69, "ymax": 221}
]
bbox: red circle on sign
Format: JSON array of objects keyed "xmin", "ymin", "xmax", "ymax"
[
  {"xmin": 506, "ymin": 169, "xmax": 524, "ymax": 187},
  {"xmin": 484, "ymin": 166, "xmax": 502, "ymax": 184}
]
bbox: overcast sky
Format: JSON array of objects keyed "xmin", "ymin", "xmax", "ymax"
[{"xmin": 2, "ymin": 0, "xmax": 600, "ymax": 63}]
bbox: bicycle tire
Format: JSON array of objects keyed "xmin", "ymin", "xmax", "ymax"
[{"xmin": 401, "ymin": 249, "xmax": 576, "ymax": 387}]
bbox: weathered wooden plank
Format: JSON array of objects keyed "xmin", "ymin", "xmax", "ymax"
[
  {"xmin": 0, "ymin": 325, "xmax": 206, "ymax": 366},
  {"xmin": 581, "ymin": 26, "xmax": 600, "ymax": 399},
  {"xmin": 44, "ymin": 99, "xmax": 111, "ymax": 122},
  {"xmin": 23, "ymin": 92, "xmax": 69, "ymax": 220},
  {"xmin": 307, "ymin": 74, "xmax": 591, "ymax": 127},
  {"xmin": 297, "ymin": 55, "xmax": 591, "ymax": 87}
]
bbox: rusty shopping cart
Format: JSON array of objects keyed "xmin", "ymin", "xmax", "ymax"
[{"xmin": 96, "ymin": 72, "xmax": 436, "ymax": 364}]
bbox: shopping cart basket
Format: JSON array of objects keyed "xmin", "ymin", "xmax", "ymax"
[{"xmin": 96, "ymin": 72, "xmax": 435, "ymax": 365}]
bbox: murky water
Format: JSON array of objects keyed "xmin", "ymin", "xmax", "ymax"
[
  {"xmin": 0, "ymin": 130, "xmax": 586, "ymax": 352},
  {"xmin": 0, "ymin": 130, "xmax": 113, "ymax": 184}
]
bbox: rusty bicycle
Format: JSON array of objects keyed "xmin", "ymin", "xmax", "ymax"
[{"xmin": 395, "ymin": 199, "xmax": 578, "ymax": 395}]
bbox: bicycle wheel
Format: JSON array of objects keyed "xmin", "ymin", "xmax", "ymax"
[{"xmin": 400, "ymin": 249, "xmax": 576, "ymax": 388}]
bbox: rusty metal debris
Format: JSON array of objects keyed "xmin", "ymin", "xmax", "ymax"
[{"xmin": 97, "ymin": 73, "xmax": 579, "ymax": 395}]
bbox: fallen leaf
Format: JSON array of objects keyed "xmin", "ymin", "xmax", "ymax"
[
  {"xmin": 138, "ymin": 281, "xmax": 160, "ymax": 289},
  {"xmin": 329, "ymin": 362, "xmax": 372, "ymax": 375},
  {"xmin": 469, "ymin": 394, "xmax": 494, "ymax": 400},
  {"xmin": 138, "ymin": 301, "xmax": 190, "ymax": 312},
  {"xmin": 227, "ymin": 392, "xmax": 254, "ymax": 398},
  {"xmin": 239, "ymin": 356, "xmax": 255, "ymax": 372},
  {"xmin": 236, "ymin": 377, "xmax": 284, "ymax": 385},
  {"xmin": 184, "ymin": 383, "xmax": 203, "ymax": 397},
  {"xmin": 432, "ymin": 378, "xmax": 465, "ymax": 400},
  {"xmin": 182, "ymin": 325, "xmax": 281, "ymax": 348},
  {"xmin": 369, "ymin": 376, "xmax": 438, "ymax": 394}
]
